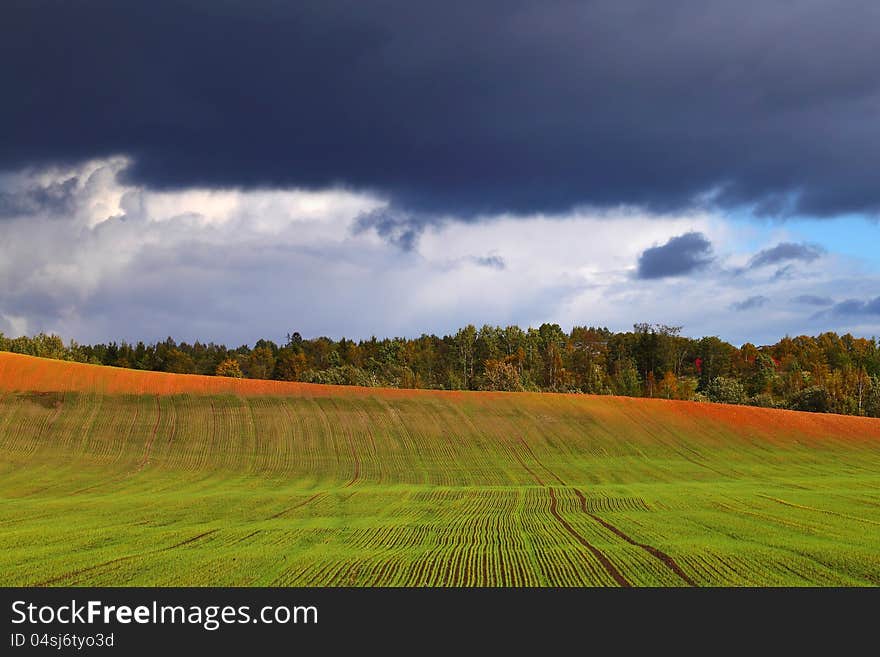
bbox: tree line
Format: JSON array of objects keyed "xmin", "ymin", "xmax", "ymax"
[{"xmin": 3, "ymin": 323, "xmax": 880, "ymax": 417}]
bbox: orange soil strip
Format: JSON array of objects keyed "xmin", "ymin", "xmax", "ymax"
[
  {"xmin": 3, "ymin": 352, "xmax": 880, "ymax": 445},
  {"xmin": 548, "ymin": 487, "xmax": 630, "ymax": 587},
  {"xmin": 572, "ymin": 489, "xmax": 696, "ymax": 586},
  {"xmin": 0, "ymin": 352, "xmax": 469, "ymax": 400}
]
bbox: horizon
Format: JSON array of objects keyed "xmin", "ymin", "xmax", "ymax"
[{"xmin": 4, "ymin": 321, "xmax": 878, "ymax": 354}]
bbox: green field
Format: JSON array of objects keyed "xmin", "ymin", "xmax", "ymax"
[{"xmin": 2, "ymin": 378, "xmax": 880, "ymax": 587}]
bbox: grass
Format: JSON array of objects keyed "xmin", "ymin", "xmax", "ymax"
[{"xmin": 1, "ymin": 353, "xmax": 880, "ymax": 586}]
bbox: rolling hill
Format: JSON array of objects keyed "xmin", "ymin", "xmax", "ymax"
[{"xmin": 2, "ymin": 351, "xmax": 879, "ymax": 586}]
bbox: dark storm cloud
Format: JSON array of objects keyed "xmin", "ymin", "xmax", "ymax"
[
  {"xmin": 731, "ymin": 295, "xmax": 769, "ymax": 311},
  {"xmin": 749, "ymin": 242, "xmax": 826, "ymax": 268},
  {"xmin": 4, "ymin": 2, "xmax": 880, "ymax": 219},
  {"xmin": 792, "ymin": 294, "xmax": 833, "ymax": 306},
  {"xmin": 831, "ymin": 297, "xmax": 880, "ymax": 316},
  {"xmin": 636, "ymin": 232, "xmax": 713, "ymax": 279}
]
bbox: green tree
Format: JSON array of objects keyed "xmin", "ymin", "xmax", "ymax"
[
  {"xmin": 706, "ymin": 376, "xmax": 746, "ymax": 405},
  {"xmin": 789, "ymin": 386, "xmax": 830, "ymax": 413},
  {"xmin": 454, "ymin": 325, "xmax": 477, "ymax": 389},
  {"xmin": 163, "ymin": 348, "xmax": 195, "ymax": 374},
  {"xmin": 865, "ymin": 376, "xmax": 880, "ymax": 418},
  {"xmin": 611, "ymin": 358, "xmax": 641, "ymax": 397}
]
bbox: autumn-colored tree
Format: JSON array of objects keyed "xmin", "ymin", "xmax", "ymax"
[
  {"xmin": 645, "ymin": 371, "xmax": 656, "ymax": 397},
  {"xmin": 481, "ymin": 358, "xmax": 523, "ymax": 391},
  {"xmin": 658, "ymin": 371, "xmax": 677, "ymax": 399},
  {"xmin": 274, "ymin": 350, "xmax": 308, "ymax": 381},
  {"xmin": 215, "ymin": 358, "xmax": 243, "ymax": 378}
]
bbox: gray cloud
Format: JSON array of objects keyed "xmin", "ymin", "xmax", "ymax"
[
  {"xmin": 773, "ymin": 264, "xmax": 796, "ymax": 281},
  {"xmin": 750, "ymin": 242, "xmax": 825, "ymax": 268},
  {"xmin": 731, "ymin": 295, "xmax": 769, "ymax": 311},
  {"xmin": 353, "ymin": 208, "xmax": 424, "ymax": 251},
  {"xmin": 831, "ymin": 297, "xmax": 880, "ymax": 316},
  {"xmin": 472, "ymin": 255, "xmax": 505, "ymax": 270},
  {"xmin": 792, "ymin": 294, "xmax": 833, "ymax": 306},
  {"xmin": 0, "ymin": 176, "xmax": 81, "ymax": 219},
  {"xmin": 636, "ymin": 232, "xmax": 714, "ymax": 279}
]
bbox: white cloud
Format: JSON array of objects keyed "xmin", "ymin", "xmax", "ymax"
[{"xmin": 1, "ymin": 157, "xmax": 879, "ymax": 345}]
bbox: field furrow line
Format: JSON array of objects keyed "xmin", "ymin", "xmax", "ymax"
[
  {"xmin": 35, "ymin": 392, "xmax": 65, "ymax": 446},
  {"xmin": 344, "ymin": 427, "xmax": 360, "ymax": 488},
  {"xmin": 572, "ymin": 489, "xmax": 695, "ymax": 586},
  {"xmin": 162, "ymin": 529, "xmax": 220, "ymax": 551},
  {"xmin": 268, "ymin": 492, "xmax": 327, "ymax": 520},
  {"xmin": 510, "ymin": 449, "xmax": 544, "ymax": 486},
  {"xmin": 136, "ymin": 395, "xmax": 161, "ymax": 471},
  {"xmin": 548, "ymin": 487, "xmax": 630, "ymax": 587},
  {"xmin": 35, "ymin": 554, "xmax": 141, "ymax": 586},
  {"xmin": 34, "ymin": 529, "xmax": 219, "ymax": 585},
  {"xmin": 757, "ymin": 494, "xmax": 880, "ymax": 527},
  {"xmin": 517, "ymin": 436, "xmax": 566, "ymax": 486}
]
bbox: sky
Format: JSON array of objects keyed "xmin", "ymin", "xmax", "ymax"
[{"xmin": 2, "ymin": 1, "xmax": 879, "ymax": 346}]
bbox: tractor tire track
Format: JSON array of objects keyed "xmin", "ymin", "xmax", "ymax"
[
  {"xmin": 514, "ymin": 436, "xmax": 682, "ymax": 587},
  {"xmin": 517, "ymin": 436, "xmax": 566, "ymax": 486},
  {"xmin": 34, "ymin": 529, "xmax": 220, "ymax": 585},
  {"xmin": 162, "ymin": 529, "xmax": 219, "ymax": 551},
  {"xmin": 571, "ymin": 489, "xmax": 696, "ymax": 586},
  {"xmin": 757, "ymin": 494, "xmax": 880, "ymax": 527},
  {"xmin": 512, "ymin": 436, "xmax": 629, "ymax": 586},
  {"xmin": 268, "ymin": 492, "xmax": 326, "ymax": 519},
  {"xmin": 549, "ymin": 487, "xmax": 631, "ymax": 587},
  {"xmin": 36, "ymin": 554, "xmax": 140, "ymax": 586},
  {"xmin": 511, "ymin": 449, "xmax": 544, "ymax": 486},
  {"xmin": 230, "ymin": 530, "xmax": 263, "ymax": 546}
]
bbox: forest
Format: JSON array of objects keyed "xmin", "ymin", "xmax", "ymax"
[{"xmin": 2, "ymin": 323, "xmax": 880, "ymax": 418}]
